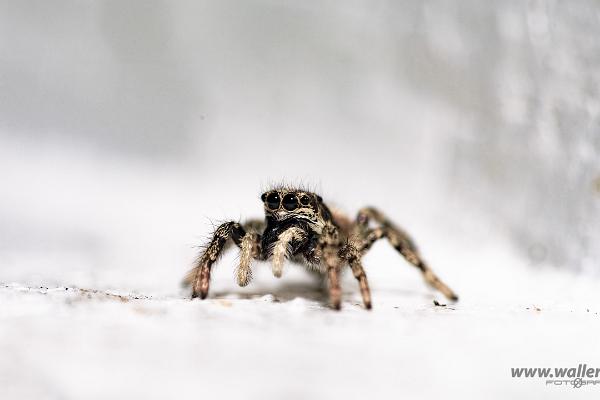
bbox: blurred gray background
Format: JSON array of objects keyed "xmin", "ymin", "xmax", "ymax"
[{"xmin": 1, "ymin": 0, "xmax": 599, "ymax": 292}]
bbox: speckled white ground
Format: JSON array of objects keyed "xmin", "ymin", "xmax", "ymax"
[
  {"xmin": 2, "ymin": 234, "xmax": 599, "ymax": 400},
  {"xmin": 1, "ymin": 136, "xmax": 598, "ymax": 400}
]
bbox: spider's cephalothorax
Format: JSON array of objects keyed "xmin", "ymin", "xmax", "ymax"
[{"xmin": 184, "ymin": 187, "xmax": 458, "ymax": 310}]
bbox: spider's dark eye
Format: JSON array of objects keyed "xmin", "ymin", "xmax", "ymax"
[
  {"xmin": 300, "ymin": 195, "xmax": 310, "ymax": 206},
  {"xmin": 265, "ymin": 192, "xmax": 281, "ymax": 210},
  {"xmin": 282, "ymin": 193, "xmax": 298, "ymax": 211}
]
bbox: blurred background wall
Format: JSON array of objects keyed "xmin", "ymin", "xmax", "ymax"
[{"xmin": 1, "ymin": 0, "xmax": 599, "ymax": 291}]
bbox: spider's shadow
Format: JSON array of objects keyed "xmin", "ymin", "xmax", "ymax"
[
  {"xmin": 210, "ymin": 281, "xmax": 432, "ymax": 304},
  {"xmin": 211, "ymin": 281, "xmax": 329, "ymax": 303}
]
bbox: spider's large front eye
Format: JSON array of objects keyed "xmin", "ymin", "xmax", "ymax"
[
  {"xmin": 282, "ymin": 193, "xmax": 298, "ymax": 211},
  {"xmin": 265, "ymin": 192, "xmax": 281, "ymax": 210}
]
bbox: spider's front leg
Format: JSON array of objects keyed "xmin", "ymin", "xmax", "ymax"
[
  {"xmin": 355, "ymin": 207, "xmax": 458, "ymax": 301},
  {"xmin": 189, "ymin": 221, "xmax": 261, "ymax": 299},
  {"xmin": 318, "ymin": 224, "xmax": 345, "ymax": 310},
  {"xmin": 339, "ymin": 242, "xmax": 372, "ymax": 309},
  {"xmin": 323, "ymin": 244, "xmax": 343, "ymax": 310}
]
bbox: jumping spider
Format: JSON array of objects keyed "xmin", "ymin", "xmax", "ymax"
[{"xmin": 183, "ymin": 187, "xmax": 458, "ymax": 310}]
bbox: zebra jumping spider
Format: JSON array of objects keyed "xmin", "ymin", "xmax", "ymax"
[{"xmin": 183, "ymin": 187, "xmax": 458, "ymax": 310}]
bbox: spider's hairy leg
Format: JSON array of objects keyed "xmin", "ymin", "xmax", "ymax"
[
  {"xmin": 356, "ymin": 207, "xmax": 459, "ymax": 301},
  {"xmin": 356, "ymin": 207, "xmax": 417, "ymax": 250},
  {"xmin": 189, "ymin": 221, "xmax": 246, "ymax": 299},
  {"xmin": 339, "ymin": 242, "xmax": 372, "ymax": 309},
  {"xmin": 184, "ymin": 220, "xmax": 263, "ymax": 295},
  {"xmin": 271, "ymin": 226, "xmax": 306, "ymax": 278},
  {"xmin": 235, "ymin": 231, "xmax": 261, "ymax": 287},
  {"xmin": 323, "ymin": 246, "xmax": 342, "ymax": 310}
]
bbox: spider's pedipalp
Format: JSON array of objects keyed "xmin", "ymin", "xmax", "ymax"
[
  {"xmin": 270, "ymin": 226, "xmax": 306, "ymax": 278},
  {"xmin": 236, "ymin": 231, "xmax": 260, "ymax": 287}
]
